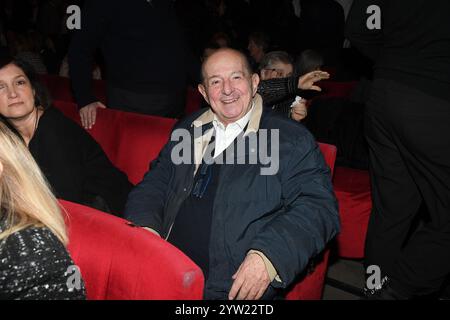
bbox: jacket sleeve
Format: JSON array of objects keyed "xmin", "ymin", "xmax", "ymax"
[
  {"xmin": 123, "ymin": 139, "xmax": 175, "ymax": 233},
  {"xmin": 346, "ymin": 0, "xmax": 385, "ymax": 61},
  {"xmin": 68, "ymin": 0, "xmax": 111, "ymax": 108},
  {"xmin": 249, "ymin": 132, "xmax": 340, "ymax": 289},
  {"xmin": 81, "ymin": 130, "xmax": 133, "ymax": 216},
  {"xmin": 257, "ymin": 77, "xmax": 299, "ymax": 105}
]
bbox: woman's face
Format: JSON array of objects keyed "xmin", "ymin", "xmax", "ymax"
[{"xmin": 0, "ymin": 63, "xmax": 35, "ymax": 121}]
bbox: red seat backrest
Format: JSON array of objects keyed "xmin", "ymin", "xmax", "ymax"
[
  {"xmin": 112, "ymin": 111, "xmax": 177, "ymax": 185},
  {"xmin": 185, "ymin": 86, "xmax": 203, "ymax": 115},
  {"xmin": 318, "ymin": 142, "xmax": 337, "ymax": 176},
  {"xmin": 62, "ymin": 199, "xmax": 204, "ymax": 300},
  {"xmin": 53, "ymin": 100, "xmax": 177, "ymax": 185}
]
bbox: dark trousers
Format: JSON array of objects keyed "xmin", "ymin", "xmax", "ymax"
[
  {"xmin": 107, "ymin": 85, "xmax": 185, "ymax": 118},
  {"xmin": 364, "ymin": 79, "xmax": 450, "ymax": 296}
]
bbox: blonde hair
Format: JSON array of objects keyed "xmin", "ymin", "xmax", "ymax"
[{"xmin": 0, "ymin": 121, "xmax": 67, "ymax": 244}]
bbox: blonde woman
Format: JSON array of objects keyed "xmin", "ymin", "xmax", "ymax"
[{"xmin": 0, "ymin": 121, "xmax": 85, "ymax": 299}]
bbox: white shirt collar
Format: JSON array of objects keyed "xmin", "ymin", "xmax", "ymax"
[
  {"xmin": 212, "ymin": 103, "xmax": 254, "ymax": 132},
  {"xmin": 211, "ymin": 103, "xmax": 254, "ymax": 158}
]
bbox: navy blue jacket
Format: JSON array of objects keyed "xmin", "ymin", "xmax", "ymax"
[{"xmin": 124, "ymin": 102, "xmax": 339, "ymax": 299}]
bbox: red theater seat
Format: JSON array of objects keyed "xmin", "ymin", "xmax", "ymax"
[
  {"xmin": 53, "ymin": 100, "xmax": 177, "ymax": 185},
  {"xmin": 40, "ymin": 75, "xmax": 200, "ymax": 116},
  {"xmin": 185, "ymin": 86, "xmax": 203, "ymax": 115},
  {"xmin": 62, "ymin": 199, "xmax": 204, "ymax": 300},
  {"xmin": 333, "ymin": 166, "xmax": 372, "ymax": 259},
  {"xmin": 285, "ymin": 142, "xmax": 337, "ymax": 300}
]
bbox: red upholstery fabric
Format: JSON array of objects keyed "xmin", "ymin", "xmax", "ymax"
[
  {"xmin": 40, "ymin": 75, "xmax": 201, "ymax": 115},
  {"xmin": 285, "ymin": 251, "xmax": 330, "ymax": 300},
  {"xmin": 318, "ymin": 142, "xmax": 337, "ymax": 176},
  {"xmin": 333, "ymin": 166, "xmax": 372, "ymax": 259},
  {"xmin": 62, "ymin": 200, "xmax": 204, "ymax": 300},
  {"xmin": 285, "ymin": 142, "xmax": 336, "ymax": 300},
  {"xmin": 185, "ymin": 86, "xmax": 203, "ymax": 115},
  {"xmin": 53, "ymin": 100, "xmax": 177, "ymax": 185},
  {"xmin": 112, "ymin": 111, "xmax": 177, "ymax": 185}
]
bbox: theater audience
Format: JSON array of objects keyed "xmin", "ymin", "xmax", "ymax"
[
  {"xmin": 0, "ymin": 55, "xmax": 132, "ymax": 216},
  {"xmin": 11, "ymin": 31, "xmax": 47, "ymax": 75},
  {"xmin": 296, "ymin": 49, "xmax": 324, "ymax": 77},
  {"xmin": 259, "ymin": 51, "xmax": 294, "ymax": 80},
  {"xmin": 0, "ymin": 120, "xmax": 86, "ymax": 300},
  {"xmin": 258, "ymin": 50, "xmax": 327, "ymax": 121},
  {"xmin": 247, "ymin": 31, "xmax": 270, "ymax": 69}
]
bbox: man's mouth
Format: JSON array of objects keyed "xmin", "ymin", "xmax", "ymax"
[{"xmin": 221, "ymin": 98, "xmax": 239, "ymax": 104}]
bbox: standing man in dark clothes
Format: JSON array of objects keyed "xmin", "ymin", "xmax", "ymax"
[
  {"xmin": 68, "ymin": 0, "xmax": 198, "ymax": 129},
  {"xmin": 346, "ymin": 0, "xmax": 450, "ymax": 299}
]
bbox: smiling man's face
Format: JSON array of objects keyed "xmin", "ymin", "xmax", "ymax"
[{"xmin": 198, "ymin": 49, "xmax": 260, "ymax": 126}]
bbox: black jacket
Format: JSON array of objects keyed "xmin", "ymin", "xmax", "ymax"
[
  {"xmin": 29, "ymin": 107, "xmax": 133, "ymax": 215},
  {"xmin": 124, "ymin": 98, "xmax": 339, "ymax": 299},
  {"xmin": 346, "ymin": 0, "xmax": 450, "ymax": 102}
]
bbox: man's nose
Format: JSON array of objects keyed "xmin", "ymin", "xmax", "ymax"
[{"xmin": 222, "ymin": 79, "xmax": 233, "ymax": 95}]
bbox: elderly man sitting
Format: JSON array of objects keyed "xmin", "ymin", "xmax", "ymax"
[{"xmin": 124, "ymin": 48, "xmax": 339, "ymax": 300}]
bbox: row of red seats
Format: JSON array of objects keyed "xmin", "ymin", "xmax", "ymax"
[{"xmin": 39, "ymin": 74, "xmax": 201, "ymax": 116}]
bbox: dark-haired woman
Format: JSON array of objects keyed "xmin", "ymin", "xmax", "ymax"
[{"xmin": 0, "ymin": 56, "xmax": 132, "ymax": 216}]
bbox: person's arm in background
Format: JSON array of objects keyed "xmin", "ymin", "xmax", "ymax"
[
  {"xmin": 257, "ymin": 76, "xmax": 299, "ymax": 105},
  {"xmin": 258, "ymin": 71, "xmax": 330, "ymax": 105},
  {"xmin": 345, "ymin": 0, "xmax": 385, "ymax": 61},
  {"xmin": 68, "ymin": 0, "xmax": 110, "ymax": 129}
]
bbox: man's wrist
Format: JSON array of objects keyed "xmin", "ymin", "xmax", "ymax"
[{"xmin": 247, "ymin": 250, "xmax": 282, "ymax": 283}]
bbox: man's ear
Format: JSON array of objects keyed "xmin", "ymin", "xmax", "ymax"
[
  {"xmin": 198, "ymin": 83, "xmax": 210, "ymax": 105},
  {"xmin": 251, "ymin": 73, "xmax": 260, "ymax": 97}
]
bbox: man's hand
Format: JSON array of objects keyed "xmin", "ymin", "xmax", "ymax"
[
  {"xmin": 79, "ymin": 101, "xmax": 107, "ymax": 129},
  {"xmin": 291, "ymin": 100, "xmax": 308, "ymax": 122},
  {"xmin": 298, "ymin": 71, "xmax": 330, "ymax": 91},
  {"xmin": 228, "ymin": 253, "xmax": 271, "ymax": 300}
]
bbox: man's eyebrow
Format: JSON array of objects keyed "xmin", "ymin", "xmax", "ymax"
[
  {"xmin": 206, "ymin": 71, "xmax": 246, "ymax": 81},
  {"xmin": 207, "ymin": 75, "xmax": 221, "ymax": 81}
]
